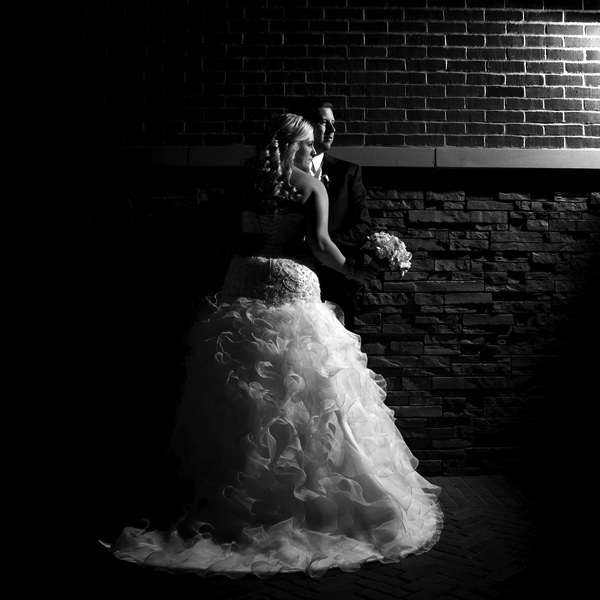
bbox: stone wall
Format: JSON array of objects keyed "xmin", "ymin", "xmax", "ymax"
[{"xmin": 358, "ymin": 185, "xmax": 599, "ymax": 475}]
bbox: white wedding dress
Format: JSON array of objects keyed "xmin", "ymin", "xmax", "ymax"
[{"xmin": 106, "ymin": 206, "xmax": 443, "ymax": 578}]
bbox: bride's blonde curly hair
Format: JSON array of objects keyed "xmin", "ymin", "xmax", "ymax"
[{"xmin": 247, "ymin": 113, "xmax": 313, "ymax": 212}]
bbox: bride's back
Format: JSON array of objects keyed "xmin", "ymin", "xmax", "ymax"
[{"xmin": 222, "ymin": 196, "xmax": 320, "ymax": 305}]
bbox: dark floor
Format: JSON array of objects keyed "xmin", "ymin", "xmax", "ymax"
[{"xmin": 66, "ymin": 475, "xmax": 556, "ymax": 600}]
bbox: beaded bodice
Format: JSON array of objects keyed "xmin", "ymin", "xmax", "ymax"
[{"xmin": 223, "ymin": 255, "xmax": 320, "ymax": 305}]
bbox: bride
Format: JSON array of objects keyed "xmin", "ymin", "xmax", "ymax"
[{"xmin": 106, "ymin": 113, "xmax": 443, "ymax": 578}]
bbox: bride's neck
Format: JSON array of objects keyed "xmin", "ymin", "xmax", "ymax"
[{"xmin": 291, "ymin": 165, "xmax": 308, "ymax": 176}]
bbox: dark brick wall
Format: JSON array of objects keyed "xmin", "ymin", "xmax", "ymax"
[{"xmin": 40, "ymin": 1, "xmax": 600, "ymax": 151}]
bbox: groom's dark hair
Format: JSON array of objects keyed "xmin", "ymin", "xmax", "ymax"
[{"xmin": 288, "ymin": 96, "xmax": 334, "ymax": 123}]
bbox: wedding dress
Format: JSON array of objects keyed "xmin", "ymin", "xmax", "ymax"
[{"xmin": 107, "ymin": 202, "xmax": 443, "ymax": 578}]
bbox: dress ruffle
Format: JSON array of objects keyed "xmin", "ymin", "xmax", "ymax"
[{"xmin": 108, "ymin": 295, "xmax": 443, "ymax": 578}]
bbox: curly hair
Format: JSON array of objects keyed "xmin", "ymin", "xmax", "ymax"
[{"xmin": 246, "ymin": 113, "xmax": 313, "ymax": 213}]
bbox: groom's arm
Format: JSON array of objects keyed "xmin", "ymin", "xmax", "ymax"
[{"xmin": 330, "ymin": 164, "xmax": 371, "ymax": 254}]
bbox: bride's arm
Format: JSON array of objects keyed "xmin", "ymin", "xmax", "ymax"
[
  {"xmin": 295, "ymin": 171, "xmax": 368, "ymax": 283},
  {"xmin": 305, "ymin": 183, "xmax": 350, "ymax": 275},
  {"xmin": 290, "ymin": 167, "xmax": 370, "ymax": 283}
]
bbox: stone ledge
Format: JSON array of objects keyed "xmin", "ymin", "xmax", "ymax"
[
  {"xmin": 329, "ymin": 147, "xmax": 436, "ymax": 167},
  {"xmin": 436, "ymin": 147, "xmax": 600, "ymax": 169},
  {"xmin": 110, "ymin": 146, "xmax": 600, "ymax": 169}
]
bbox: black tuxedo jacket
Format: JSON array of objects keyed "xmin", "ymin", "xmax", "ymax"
[{"xmin": 321, "ymin": 154, "xmax": 371, "ymax": 258}]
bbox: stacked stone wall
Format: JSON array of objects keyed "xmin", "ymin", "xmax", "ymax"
[
  {"xmin": 357, "ymin": 187, "xmax": 599, "ymax": 474},
  {"xmin": 77, "ymin": 173, "xmax": 599, "ymax": 476}
]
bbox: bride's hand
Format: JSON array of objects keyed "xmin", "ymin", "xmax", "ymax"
[
  {"xmin": 367, "ymin": 257, "xmax": 385, "ymax": 274},
  {"xmin": 352, "ymin": 268, "xmax": 372, "ymax": 286}
]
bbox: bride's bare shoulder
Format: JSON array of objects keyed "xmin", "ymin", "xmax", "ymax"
[{"xmin": 291, "ymin": 167, "xmax": 325, "ymax": 196}]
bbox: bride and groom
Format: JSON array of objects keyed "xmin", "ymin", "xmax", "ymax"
[{"xmin": 106, "ymin": 101, "xmax": 443, "ymax": 578}]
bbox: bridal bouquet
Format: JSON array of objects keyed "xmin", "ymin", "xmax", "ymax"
[{"xmin": 364, "ymin": 231, "xmax": 412, "ymax": 275}]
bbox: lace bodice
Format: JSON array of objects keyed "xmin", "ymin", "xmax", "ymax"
[
  {"xmin": 223, "ymin": 255, "xmax": 320, "ymax": 305},
  {"xmin": 258, "ymin": 213, "xmax": 306, "ymax": 257},
  {"xmin": 223, "ymin": 211, "xmax": 321, "ymax": 305}
]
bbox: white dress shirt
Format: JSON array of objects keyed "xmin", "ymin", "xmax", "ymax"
[{"xmin": 310, "ymin": 153, "xmax": 324, "ymax": 179}]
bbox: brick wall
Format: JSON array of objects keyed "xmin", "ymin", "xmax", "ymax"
[{"xmin": 45, "ymin": 0, "xmax": 600, "ymax": 151}]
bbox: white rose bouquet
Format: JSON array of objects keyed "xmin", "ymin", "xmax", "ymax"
[{"xmin": 363, "ymin": 231, "xmax": 412, "ymax": 276}]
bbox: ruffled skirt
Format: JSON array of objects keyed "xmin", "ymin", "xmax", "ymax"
[{"xmin": 107, "ymin": 294, "xmax": 443, "ymax": 578}]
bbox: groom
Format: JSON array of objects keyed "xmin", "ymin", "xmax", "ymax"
[{"xmin": 290, "ymin": 96, "xmax": 371, "ymax": 331}]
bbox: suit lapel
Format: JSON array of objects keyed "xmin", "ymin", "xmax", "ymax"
[
  {"xmin": 322, "ymin": 155, "xmax": 339, "ymax": 197},
  {"xmin": 321, "ymin": 155, "xmax": 348, "ymax": 233},
  {"xmin": 322, "ymin": 154, "xmax": 336, "ymax": 176}
]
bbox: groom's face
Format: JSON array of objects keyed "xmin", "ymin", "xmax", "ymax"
[{"xmin": 312, "ymin": 107, "xmax": 336, "ymax": 155}]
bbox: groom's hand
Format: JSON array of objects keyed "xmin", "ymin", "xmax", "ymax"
[
  {"xmin": 353, "ymin": 269, "xmax": 373, "ymax": 286},
  {"xmin": 365, "ymin": 257, "xmax": 384, "ymax": 277}
]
